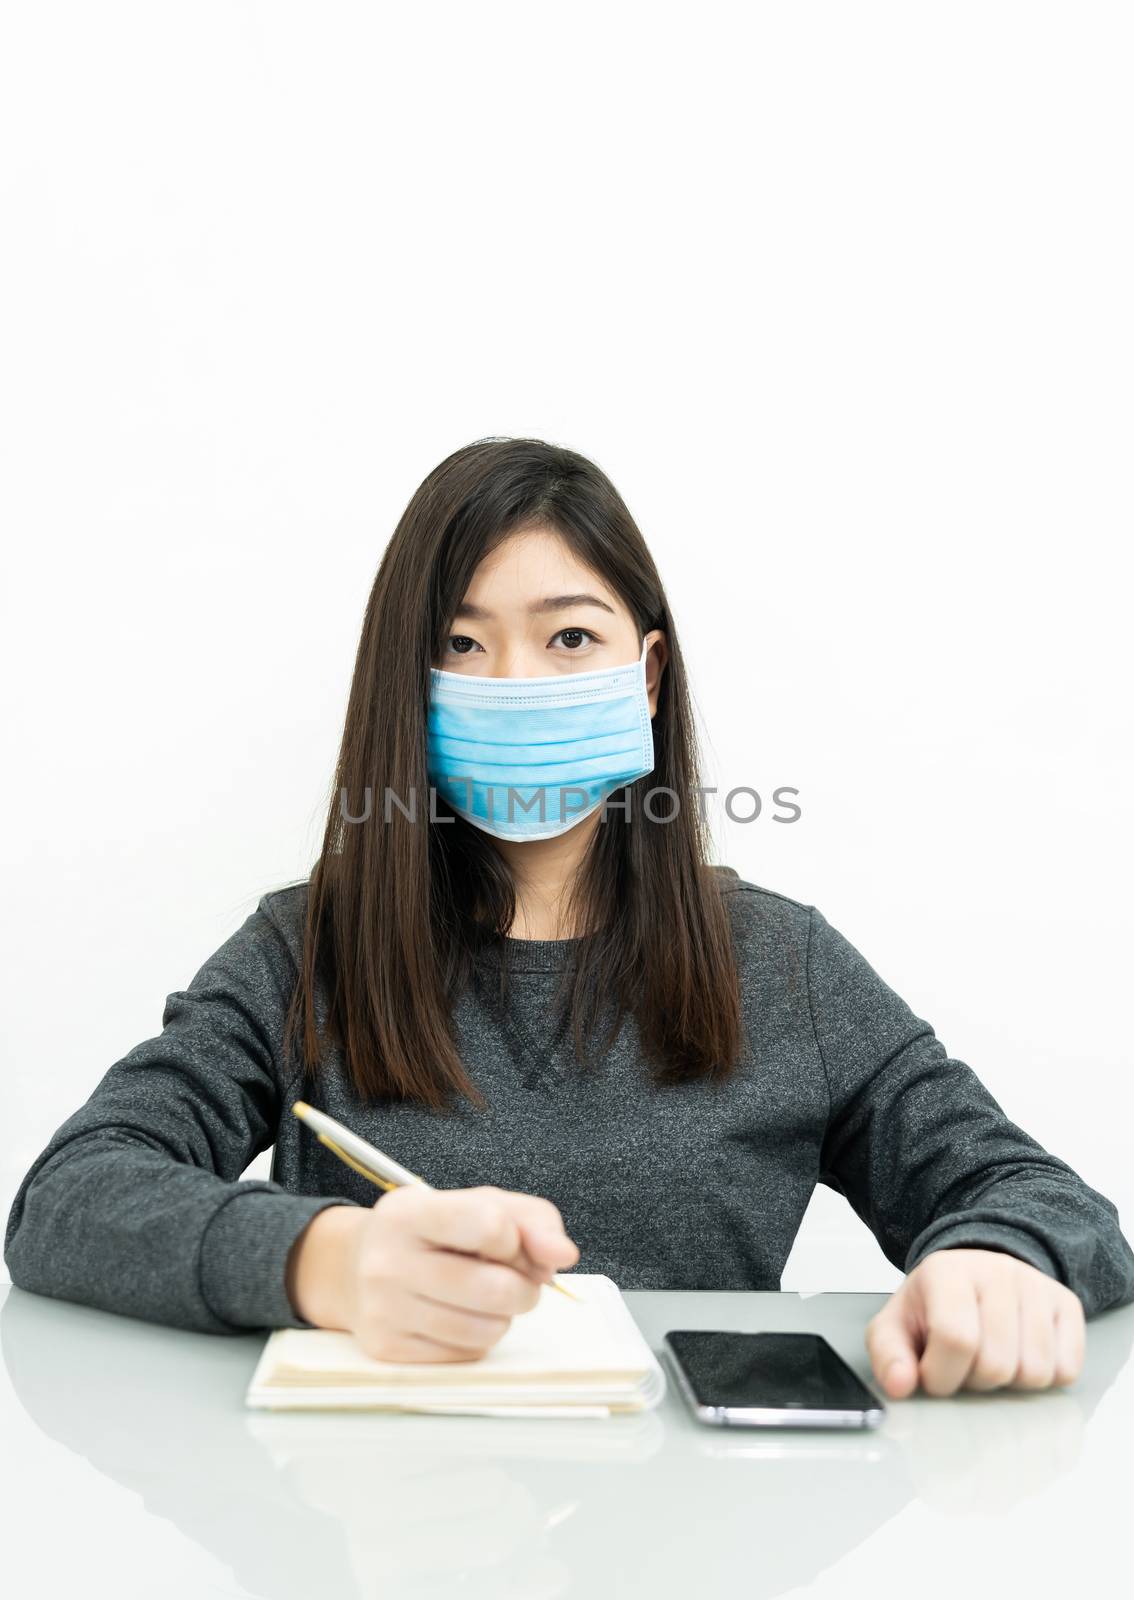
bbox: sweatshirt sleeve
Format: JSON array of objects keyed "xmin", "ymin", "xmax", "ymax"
[
  {"xmin": 3, "ymin": 897, "xmax": 364, "ymax": 1334},
  {"xmin": 807, "ymin": 904, "xmax": 1134, "ymax": 1318}
]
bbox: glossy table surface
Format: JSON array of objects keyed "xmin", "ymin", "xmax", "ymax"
[{"xmin": 2, "ymin": 1281, "xmax": 1131, "ymax": 1599}]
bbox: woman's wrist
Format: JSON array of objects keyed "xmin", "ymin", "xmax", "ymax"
[{"xmin": 285, "ymin": 1204, "xmax": 365, "ymax": 1329}]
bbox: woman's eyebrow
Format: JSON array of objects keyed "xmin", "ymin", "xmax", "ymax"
[{"xmin": 453, "ymin": 593, "xmax": 617, "ymax": 621}]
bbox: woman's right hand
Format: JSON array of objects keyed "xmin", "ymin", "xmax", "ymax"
[{"xmin": 286, "ymin": 1184, "xmax": 581, "ymax": 1362}]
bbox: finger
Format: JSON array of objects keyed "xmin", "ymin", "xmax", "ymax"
[
  {"xmin": 865, "ymin": 1304, "xmax": 921, "ymax": 1398},
  {"xmin": 497, "ymin": 1192, "xmax": 581, "ymax": 1271},
  {"xmin": 918, "ymin": 1269, "xmax": 981, "ymax": 1397},
  {"xmin": 1009, "ymin": 1286, "xmax": 1057, "ymax": 1391},
  {"xmin": 962, "ymin": 1272, "xmax": 1020, "ymax": 1392},
  {"xmin": 404, "ymin": 1186, "xmax": 525, "ymax": 1265},
  {"xmin": 408, "ymin": 1291, "xmax": 512, "ymax": 1354},
  {"xmin": 1052, "ymin": 1296, "xmax": 1086, "ymax": 1387},
  {"xmin": 413, "ymin": 1244, "xmax": 544, "ymax": 1318},
  {"xmin": 357, "ymin": 1326, "xmax": 498, "ymax": 1364}
]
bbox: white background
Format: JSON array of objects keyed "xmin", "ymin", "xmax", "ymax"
[{"xmin": 2, "ymin": 0, "xmax": 1131, "ymax": 1305}]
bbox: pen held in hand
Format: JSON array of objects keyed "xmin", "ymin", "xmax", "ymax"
[{"xmin": 290, "ymin": 1100, "xmax": 581, "ymax": 1302}]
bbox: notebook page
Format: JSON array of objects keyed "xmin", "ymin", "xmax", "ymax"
[{"xmin": 261, "ymin": 1274, "xmax": 646, "ymax": 1386}]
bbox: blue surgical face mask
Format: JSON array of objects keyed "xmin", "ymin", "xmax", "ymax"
[{"xmin": 426, "ymin": 636, "xmax": 654, "ymax": 841}]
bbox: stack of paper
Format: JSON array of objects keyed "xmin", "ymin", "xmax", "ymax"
[{"xmin": 245, "ymin": 1273, "xmax": 666, "ymax": 1417}]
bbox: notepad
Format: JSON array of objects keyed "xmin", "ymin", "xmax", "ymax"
[{"xmin": 245, "ymin": 1273, "xmax": 666, "ymax": 1418}]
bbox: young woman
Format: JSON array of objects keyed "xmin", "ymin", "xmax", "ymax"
[{"xmin": 6, "ymin": 438, "xmax": 1133, "ymax": 1400}]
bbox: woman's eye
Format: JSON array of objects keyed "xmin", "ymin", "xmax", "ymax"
[
  {"xmin": 446, "ymin": 635, "xmax": 483, "ymax": 655},
  {"xmin": 552, "ymin": 628, "xmax": 597, "ymax": 650}
]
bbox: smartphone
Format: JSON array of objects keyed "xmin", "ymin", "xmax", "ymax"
[{"xmin": 663, "ymin": 1330, "xmax": 886, "ymax": 1429}]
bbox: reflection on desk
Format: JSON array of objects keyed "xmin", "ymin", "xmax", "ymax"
[{"xmin": 2, "ymin": 1285, "xmax": 1131, "ymax": 1600}]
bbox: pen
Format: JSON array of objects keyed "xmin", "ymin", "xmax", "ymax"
[{"xmin": 290, "ymin": 1100, "xmax": 580, "ymax": 1302}]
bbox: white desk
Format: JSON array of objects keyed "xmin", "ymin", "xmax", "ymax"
[{"xmin": 1, "ymin": 1282, "xmax": 1131, "ymax": 1599}]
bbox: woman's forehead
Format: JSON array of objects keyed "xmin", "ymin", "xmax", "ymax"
[{"xmin": 458, "ymin": 529, "xmax": 623, "ymax": 615}]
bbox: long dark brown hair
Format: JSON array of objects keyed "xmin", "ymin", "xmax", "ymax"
[{"xmin": 281, "ymin": 437, "xmax": 743, "ymax": 1110}]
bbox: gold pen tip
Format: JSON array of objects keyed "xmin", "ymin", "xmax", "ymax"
[{"xmin": 291, "ymin": 1100, "xmax": 311, "ymax": 1120}]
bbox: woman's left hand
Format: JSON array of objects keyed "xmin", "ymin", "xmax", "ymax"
[{"xmin": 865, "ymin": 1247, "xmax": 1086, "ymax": 1398}]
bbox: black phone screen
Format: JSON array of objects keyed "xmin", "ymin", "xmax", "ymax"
[{"xmin": 666, "ymin": 1330, "xmax": 880, "ymax": 1411}]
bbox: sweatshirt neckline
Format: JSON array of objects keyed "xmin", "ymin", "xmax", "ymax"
[{"xmin": 471, "ymin": 928, "xmax": 588, "ymax": 973}]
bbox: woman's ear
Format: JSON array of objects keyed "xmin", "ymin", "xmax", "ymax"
[{"xmin": 644, "ymin": 630, "xmax": 668, "ymax": 717}]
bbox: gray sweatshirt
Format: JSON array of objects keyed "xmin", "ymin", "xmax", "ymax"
[{"xmin": 6, "ymin": 874, "xmax": 1134, "ymax": 1332}]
